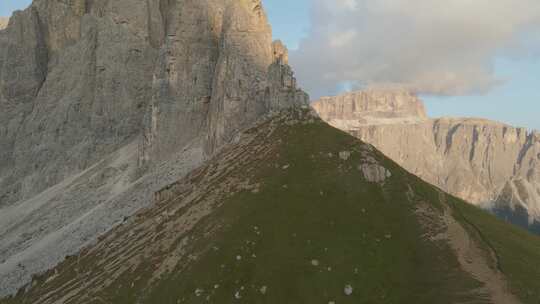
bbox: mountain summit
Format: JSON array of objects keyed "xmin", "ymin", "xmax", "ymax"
[{"xmin": 313, "ymin": 90, "xmax": 540, "ymax": 233}]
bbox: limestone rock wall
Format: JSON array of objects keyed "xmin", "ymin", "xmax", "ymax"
[
  {"xmin": 313, "ymin": 91, "xmax": 540, "ymax": 226},
  {"xmin": 313, "ymin": 89, "xmax": 427, "ymax": 122},
  {"xmin": 0, "ymin": 0, "xmax": 160, "ymax": 205},
  {"xmin": 139, "ymin": 0, "xmax": 308, "ymax": 164},
  {"xmin": 0, "ymin": 0, "xmax": 307, "ymax": 206}
]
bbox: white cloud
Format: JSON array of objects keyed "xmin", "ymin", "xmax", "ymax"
[
  {"xmin": 338, "ymin": 0, "xmax": 358, "ymax": 11},
  {"xmin": 330, "ymin": 29, "xmax": 357, "ymax": 48},
  {"xmin": 290, "ymin": 0, "xmax": 540, "ymax": 98}
]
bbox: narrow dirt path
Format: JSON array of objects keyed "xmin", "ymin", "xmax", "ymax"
[{"xmin": 437, "ymin": 191, "xmax": 520, "ymax": 304}]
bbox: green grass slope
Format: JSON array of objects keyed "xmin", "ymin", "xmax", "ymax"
[{"xmin": 2, "ymin": 111, "xmax": 540, "ymax": 304}]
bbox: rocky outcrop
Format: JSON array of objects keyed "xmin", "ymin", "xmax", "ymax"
[
  {"xmin": 0, "ymin": 18, "xmax": 8, "ymax": 30},
  {"xmin": 359, "ymin": 162, "xmax": 392, "ymax": 183},
  {"xmin": 0, "ymin": 0, "xmax": 307, "ymax": 296},
  {"xmin": 313, "ymin": 90, "xmax": 540, "ymax": 231}
]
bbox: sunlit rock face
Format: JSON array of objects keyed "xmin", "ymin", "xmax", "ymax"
[
  {"xmin": 0, "ymin": 0, "xmax": 307, "ymax": 296},
  {"xmin": 313, "ymin": 90, "xmax": 540, "ymax": 231},
  {"xmin": 313, "ymin": 89, "xmax": 428, "ymax": 130},
  {"xmin": 0, "ymin": 17, "xmax": 8, "ymax": 30},
  {"xmin": 314, "ymin": 89, "xmax": 427, "ymax": 121},
  {"xmin": 137, "ymin": 0, "xmax": 308, "ymax": 165}
]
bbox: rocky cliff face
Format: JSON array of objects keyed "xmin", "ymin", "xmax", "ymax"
[
  {"xmin": 139, "ymin": 0, "xmax": 308, "ymax": 165},
  {"xmin": 313, "ymin": 90, "xmax": 540, "ymax": 231},
  {"xmin": 0, "ymin": 0, "xmax": 307, "ymax": 296},
  {"xmin": 315, "ymin": 89, "xmax": 427, "ymax": 122},
  {"xmin": 0, "ymin": 0, "xmax": 307, "ymax": 207}
]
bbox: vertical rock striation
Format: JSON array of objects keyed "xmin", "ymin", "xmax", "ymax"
[
  {"xmin": 0, "ymin": 0, "xmax": 307, "ymax": 206},
  {"xmin": 139, "ymin": 0, "xmax": 308, "ymax": 165},
  {"xmin": 313, "ymin": 90, "xmax": 540, "ymax": 232},
  {"xmin": 0, "ymin": 0, "xmax": 160, "ymax": 205}
]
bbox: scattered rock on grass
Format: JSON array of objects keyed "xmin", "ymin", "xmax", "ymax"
[
  {"xmin": 234, "ymin": 291, "xmax": 242, "ymax": 299},
  {"xmin": 358, "ymin": 163, "xmax": 391, "ymax": 183},
  {"xmin": 339, "ymin": 151, "xmax": 351, "ymax": 160},
  {"xmin": 344, "ymin": 284, "xmax": 353, "ymax": 296}
]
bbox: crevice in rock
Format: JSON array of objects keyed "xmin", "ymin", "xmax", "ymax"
[
  {"xmin": 444, "ymin": 123, "xmax": 461, "ymax": 155},
  {"xmin": 516, "ymin": 131, "xmax": 535, "ymax": 168},
  {"xmin": 469, "ymin": 126, "xmax": 479, "ymax": 163},
  {"xmin": 159, "ymin": 0, "xmax": 172, "ymax": 40},
  {"xmin": 31, "ymin": 7, "xmax": 49, "ymax": 99},
  {"xmin": 84, "ymin": 0, "xmax": 92, "ymax": 14}
]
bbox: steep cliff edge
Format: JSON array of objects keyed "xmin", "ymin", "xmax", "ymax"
[
  {"xmin": 313, "ymin": 91, "xmax": 540, "ymax": 233},
  {"xmin": 0, "ymin": 0, "xmax": 307, "ymax": 296}
]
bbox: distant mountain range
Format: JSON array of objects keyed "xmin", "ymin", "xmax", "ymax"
[{"xmin": 313, "ymin": 90, "xmax": 540, "ymax": 234}]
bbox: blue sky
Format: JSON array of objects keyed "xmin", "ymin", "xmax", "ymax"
[
  {"xmin": 421, "ymin": 58, "xmax": 540, "ymax": 130},
  {"xmin": 264, "ymin": 0, "xmax": 311, "ymax": 50},
  {"xmin": 265, "ymin": 1, "xmax": 540, "ymax": 131},
  {"xmin": 0, "ymin": 0, "xmax": 31, "ymax": 17},
  {"xmin": 2, "ymin": 0, "xmax": 539, "ymax": 130}
]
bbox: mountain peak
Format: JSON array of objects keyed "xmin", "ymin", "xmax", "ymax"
[{"xmin": 312, "ymin": 89, "xmax": 540, "ymax": 234}]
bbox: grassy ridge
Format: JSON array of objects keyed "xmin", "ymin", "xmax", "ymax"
[{"xmin": 144, "ymin": 121, "xmax": 482, "ymax": 303}]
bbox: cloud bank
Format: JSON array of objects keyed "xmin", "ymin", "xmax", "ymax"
[{"xmin": 290, "ymin": 0, "xmax": 540, "ymax": 98}]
